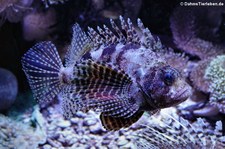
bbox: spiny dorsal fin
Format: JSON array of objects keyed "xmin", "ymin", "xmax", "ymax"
[
  {"xmin": 67, "ymin": 17, "xmax": 162, "ymax": 63},
  {"xmin": 110, "ymin": 18, "xmax": 126, "ymax": 42},
  {"xmin": 87, "ymin": 16, "xmax": 160, "ymax": 50},
  {"xmin": 65, "ymin": 24, "xmax": 92, "ymax": 67},
  {"xmin": 87, "ymin": 27, "xmax": 106, "ymax": 48},
  {"xmin": 62, "ymin": 60, "xmax": 140, "ymax": 119},
  {"xmin": 103, "ymin": 24, "xmax": 119, "ymax": 44},
  {"xmin": 100, "ymin": 111, "xmax": 144, "ymax": 131},
  {"xmin": 120, "ymin": 16, "xmax": 140, "ymax": 43}
]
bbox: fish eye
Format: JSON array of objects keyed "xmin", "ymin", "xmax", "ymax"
[{"xmin": 163, "ymin": 70, "xmax": 176, "ymax": 86}]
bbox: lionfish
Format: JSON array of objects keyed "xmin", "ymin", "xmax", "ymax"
[{"xmin": 21, "ymin": 16, "xmax": 191, "ymax": 130}]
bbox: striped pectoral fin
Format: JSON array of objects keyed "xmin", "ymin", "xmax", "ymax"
[
  {"xmin": 100, "ymin": 111, "xmax": 144, "ymax": 131},
  {"xmin": 62, "ymin": 60, "xmax": 142, "ymax": 119},
  {"xmin": 21, "ymin": 41, "xmax": 63, "ymax": 103}
]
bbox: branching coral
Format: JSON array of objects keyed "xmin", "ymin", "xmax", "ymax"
[{"xmin": 205, "ymin": 55, "xmax": 225, "ymax": 113}]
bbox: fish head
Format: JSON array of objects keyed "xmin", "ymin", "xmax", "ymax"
[{"xmin": 141, "ymin": 65, "xmax": 192, "ymax": 109}]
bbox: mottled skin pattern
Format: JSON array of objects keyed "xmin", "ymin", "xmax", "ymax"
[{"xmin": 87, "ymin": 38, "xmax": 191, "ymax": 113}]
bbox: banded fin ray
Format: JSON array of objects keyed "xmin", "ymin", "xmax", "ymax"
[
  {"xmin": 21, "ymin": 41, "xmax": 63, "ymax": 102},
  {"xmin": 87, "ymin": 16, "xmax": 158, "ymax": 50},
  {"xmin": 62, "ymin": 60, "xmax": 140, "ymax": 119},
  {"xmin": 100, "ymin": 111, "xmax": 144, "ymax": 131},
  {"xmin": 65, "ymin": 24, "xmax": 92, "ymax": 67}
]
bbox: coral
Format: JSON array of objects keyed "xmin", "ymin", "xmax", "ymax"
[
  {"xmin": 189, "ymin": 59, "xmax": 211, "ymax": 93},
  {"xmin": 178, "ymin": 56, "xmax": 225, "ymax": 123},
  {"xmin": 0, "ymin": 68, "xmax": 18, "ymax": 111},
  {"xmin": 170, "ymin": 1, "xmax": 225, "ymax": 124},
  {"xmin": 205, "ymin": 55, "xmax": 225, "ymax": 113},
  {"xmin": 0, "ymin": 106, "xmax": 46, "ymax": 149}
]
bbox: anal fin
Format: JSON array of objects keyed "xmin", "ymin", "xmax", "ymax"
[{"xmin": 100, "ymin": 111, "xmax": 144, "ymax": 131}]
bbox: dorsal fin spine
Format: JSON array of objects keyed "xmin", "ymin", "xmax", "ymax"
[
  {"xmin": 87, "ymin": 16, "xmax": 160, "ymax": 51},
  {"xmin": 88, "ymin": 27, "xmax": 105, "ymax": 48},
  {"xmin": 127, "ymin": 18, "xmax": 140, "ymax": 44},
  {"xmin": 65, "ymin": 24, "xmax": 92, "ymax": 67},
  {"xmin": 110, "ymin": 18, "xmax": 126, "ymax": 42}
]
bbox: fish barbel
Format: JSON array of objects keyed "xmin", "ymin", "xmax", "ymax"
[{"xmin": 21, "ymin": 16, "xmax": 192, "ymax": 130}]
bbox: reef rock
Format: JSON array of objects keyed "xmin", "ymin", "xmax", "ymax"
[{"xmin": 0, "ymin": 68, "xmax": 18, "ymax": 111}]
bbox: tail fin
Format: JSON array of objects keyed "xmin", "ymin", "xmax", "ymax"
[{"xmin": 21, "ymin": 41, "xmax": 63, "ymax": 103}]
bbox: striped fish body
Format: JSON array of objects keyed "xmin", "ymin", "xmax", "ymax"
[{"xmin": 22, "ymin": 16, "xmax": 192, "ymax": 130}]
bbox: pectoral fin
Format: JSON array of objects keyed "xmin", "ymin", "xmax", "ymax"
[{"xmin": 62, "ymin": 60, "xmax": 141, "ymax": 119}]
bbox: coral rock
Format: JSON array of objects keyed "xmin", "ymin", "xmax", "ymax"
[
  {"xmin": 0, "ymin": 68, "xmax": 18, "ymax": 111},
  {"xmin": 189, "ymin": 59, "xmax": 211, "ymax": 93},
  {"xmin": 205, "ymin": 55, "xmax": 225, "ymax": 113}
]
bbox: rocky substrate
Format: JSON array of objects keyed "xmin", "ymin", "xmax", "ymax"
[
  {"xmin": 39, "ymin": 105, "xmax": 149, "ymax": 149},
  {"xmin": 0, "ymin": 106, "xmax": 46, "ymax": 149},
  {"xmin": 1, "ymin": 103, "xmax": 224, "ymax": 149}
]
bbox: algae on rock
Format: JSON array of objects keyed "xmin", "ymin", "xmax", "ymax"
[{"xmin": 205, "ymin": 55, "xmax": 225, "ymax": 113}]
